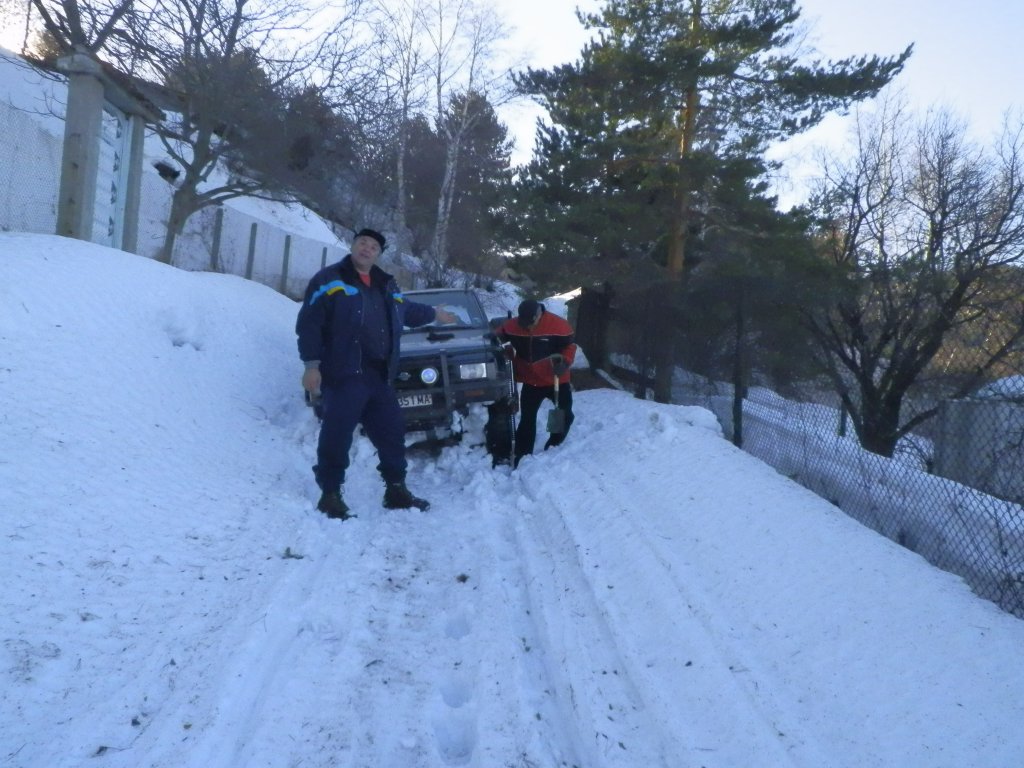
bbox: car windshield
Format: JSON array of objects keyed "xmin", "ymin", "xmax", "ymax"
[{"xmin": 403, "ymin": 290, "xmax": 486, "ymax": 329}]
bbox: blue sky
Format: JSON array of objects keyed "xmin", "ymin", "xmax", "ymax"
[
  {"xmin": 497, "ymin": 0, "xmax": 1024, "ymax": 193},
  {"xmin": 5, "ymin": 0, "xmax": 1019, "ymax": 194},
  {"xmin": 777, "ymin": 0, "xmax": 1024, "ymax": 203},
  {"xmin": 803, "ymin": 0, "xmax": 1023, "ymax": 128}
]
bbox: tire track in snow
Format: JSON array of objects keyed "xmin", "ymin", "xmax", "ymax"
[
  {"xmin": 519, "ymin": 413, "xmax": 833, "ymax": 767},
  {"xmin": 454, "ymin": 461, "xmax": 586, "ymax": 767},
  {"xmin": 115, "ymin": 501, "xmax": 357, "ymax": 768},
  {"xmin": 136, "ymin": 431, "xmax": 547, "ymax": 767},
  {"xmin": 511, "ymin": 479, "xmax": 680, "ymax": 767},
  {"xmin": 174, "ymin": 510, "xmax": 353, "ymax": 768},
  {"xmin": 411, "ymin": 442, "xmax": 596, "ymax": 767}
]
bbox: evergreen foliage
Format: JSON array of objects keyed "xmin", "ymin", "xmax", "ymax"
[
  {"xmin": 512, "ymin": 0, "xmax": 910, "ymax": 400},
  {"xmin": 380, "ymin": 91, "xmax": 512, "ymax": 279}
]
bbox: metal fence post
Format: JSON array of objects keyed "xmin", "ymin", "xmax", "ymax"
[
  {"xmin": 245, "ymin": 222, "xmax": 257, "ymax": 280},
  {"xmin": 210, "ymin": 207, "xmax": 224, "ymax": 272},
  {"xmin": 321, "ymin": 246, "xmax": 328, "ymax": 270},
  {"xmin": 280, "ymin": 234, "xmax": 292, "ymax": 294}
]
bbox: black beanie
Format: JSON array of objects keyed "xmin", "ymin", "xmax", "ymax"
[
  {"xmin": 354, "ymin": 228, "xmax": 386, "ymax": 250},
  {"xmin": 517, "ymin": 299, "xmax": 542, "ymax": 326}
]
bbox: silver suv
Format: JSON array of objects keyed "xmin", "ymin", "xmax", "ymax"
[{"xmin": 397, "ymin": 288, "xmax": 515, "ymax": 464}]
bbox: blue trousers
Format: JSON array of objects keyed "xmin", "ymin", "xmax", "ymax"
[{"xmin": 314, "ymin": 371, "xmax": 407, "ymax": 492}]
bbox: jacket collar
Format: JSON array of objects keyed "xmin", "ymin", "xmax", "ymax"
[{"xmin": 338, "ymin": 254, "xmax": 393, "ymax": 288}]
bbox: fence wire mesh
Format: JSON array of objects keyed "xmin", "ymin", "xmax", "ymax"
[
  {"xmin": 0, "ymin": 96, "xmax": 63, "ymax": 235},
  {"xmin": 582, "ymin": 281, "xmax": 1024, "ymax": 620},
  {"xmin": 673, "ymin": 381, "xmax": 1024, "ymax": 618}
]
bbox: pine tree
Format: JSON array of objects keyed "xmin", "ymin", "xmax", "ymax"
[
  {"xmin": 400, "ymin": 91, "xmax": 512, "ymax": 281},
  {"xmin": 514, "ymin": 0, "xmax": 911, "ymax": 401}
]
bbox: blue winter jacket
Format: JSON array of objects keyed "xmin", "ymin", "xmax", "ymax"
[{"xmin": 296, "ymin": 256, "xmax": 436, "ymax": 385}]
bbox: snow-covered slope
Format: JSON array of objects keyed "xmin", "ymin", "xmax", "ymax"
[{"xmin": 4, "ymin": 233, "xmax": 1024, "ymax": 768}]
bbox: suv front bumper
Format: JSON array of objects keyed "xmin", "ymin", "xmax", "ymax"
[{"xmin": 395, "ymin": 350, "xmax": 511, "ymax": 434}]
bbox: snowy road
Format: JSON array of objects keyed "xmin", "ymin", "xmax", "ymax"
[
  {"xmin": 12, "ymin": 400, "xmax": 1017, "ymax": 768},
  {"xmin": 45, "ymin": 407, "xmax": 820, "ymax": 768},
  {"xmin": 6, "ymin": 238, "xmax": 1024, "ymax": 768}
]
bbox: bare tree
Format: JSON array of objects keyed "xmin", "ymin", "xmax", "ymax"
[
  {"xmin": 367, "ymin": 0, "xmax": 431, "ymax": 256},
  {"xmin": 805, "ymin": 100, "xmax": 1024, "ymax": 456},
  {"xmin": 8, "ymin": 0, "xmax": 372, "ymax": 263},
  {"xmin": 18, "ymin": 0, "xmax": 135, "ymax": 55},
  {"xmin": 130, "ymin": 0, "xmax": 369, "ymax": 263},
  {"xmin": 421, "ymin": 0, "xmax": 511, "ymax": 284},
  {"xmin": 358, "ymin": 0, "xmax": 513, "ymax": 278}
]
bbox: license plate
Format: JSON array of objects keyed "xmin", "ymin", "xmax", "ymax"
[{"xmin": 398, "ymin": 393, "xmax": 433, "ymax": 408}]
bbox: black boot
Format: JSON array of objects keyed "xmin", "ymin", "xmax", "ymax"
[
  {"xmin": 317, "ymin": 489, "xmax": 353, "ymax": 520},
  {"xmin": 383, "ymin": 481, "xmax": 430, "ymax": 510}
]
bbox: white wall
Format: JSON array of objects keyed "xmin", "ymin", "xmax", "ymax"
[
  {"xmin": 0, "ymin": 54, "xmax": 64, "ymax": 235},
  {"xmin": 0, "ymin": 49, "xmax": 348, "ymax": 298}
]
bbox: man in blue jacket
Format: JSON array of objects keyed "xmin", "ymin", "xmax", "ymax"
[{"xmin": 296, "ymin": 228, "xmax": 455, "ymax": 520}]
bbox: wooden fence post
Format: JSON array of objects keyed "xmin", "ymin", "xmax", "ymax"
[{"xmin": 245, "ymin": 222, "xmax": 257, "ymax": 280}]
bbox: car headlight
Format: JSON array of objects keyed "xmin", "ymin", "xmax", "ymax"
[
  {"xmin": 420, "ymin": 367, "xmax": 439, "ymax": 384},
  {"xmin": 458, "ymin": 362, "xmax": 488, "ymax": 380}
]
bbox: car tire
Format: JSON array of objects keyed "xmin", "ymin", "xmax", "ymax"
[{"xmin": 485, "ymin": 398, "xmax": 515, "ymax": 467}]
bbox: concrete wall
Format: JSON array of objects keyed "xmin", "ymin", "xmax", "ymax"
[
  {"xmin": 0, "ymin": 52, "xmax": 352, "ymax": 299},
  {"xmin": 0, "ymin": 66, "xmax": 63, "ymax": 235}
]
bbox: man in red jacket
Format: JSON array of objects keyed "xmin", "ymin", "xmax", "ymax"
[{"xmin": 497, "ymin": 299, "xmax": 577, "ymax": 468}]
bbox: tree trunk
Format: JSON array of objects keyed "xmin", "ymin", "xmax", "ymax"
[
  {"xmin": 856, "ymin": 390, "xmax": 902, "ymax": 458},
  {"xmin": 395, "ymin": 124, "xmax": 409, "ymax": 256},
  {"xmin": 430, "ymin": 131, "xmax": 462, "ymax": 284},
  {"xmin": 653, "ymin": 341, "xmax": 675, "ymax": 403},
  {"xmin": 651, "ymin": 280, "xmax": 677, "ymax": 403},
  {"xmin": 654, "ymin": 0, "xmax": 702, "ymax": 404},
  {"xmin": 159, "ymin": 185, "xmax": 199, "ymax": 265}
]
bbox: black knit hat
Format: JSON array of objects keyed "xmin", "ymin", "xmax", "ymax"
[
  {"xmin": 517, "ymin": 299, "xmax": 542, "ymax": 326},
  {"xmin": 354, "ymin": 228, "xmax": 386, "ymax": 250}
]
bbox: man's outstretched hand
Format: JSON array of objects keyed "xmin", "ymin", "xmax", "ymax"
[{"xmin": 434, "ymin": 306, "xmax": 458, "ymax": 324}]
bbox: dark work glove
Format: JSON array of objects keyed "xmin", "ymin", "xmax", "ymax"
[{"xmin": 549, "ymin": 353, "xmax": 568, "ymax": 376}]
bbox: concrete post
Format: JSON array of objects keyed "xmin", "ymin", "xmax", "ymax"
[
  {"xmin": 56, "ymin": 53, "xmax": 105, "ymax": 242},
  {"xmin": 119, "ymin": 115, "xmax": 146, "ymax": 253}
]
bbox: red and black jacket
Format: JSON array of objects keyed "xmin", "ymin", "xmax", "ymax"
[{"xmin": 497, "ymin": 309, "xmax": 577, "ymax": 387}]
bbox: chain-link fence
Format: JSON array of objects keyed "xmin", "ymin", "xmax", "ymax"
[
  {"xmin": 574, "ymin": 282, "xmax": 1024, "ymax": 619},
  {"xmin": 569, "ymin": 282, "xmax": 1024, "ymax": 618},
  {"xmin": 674, "ymin": 380, "xmax": 1024, "ymax": 618}
]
